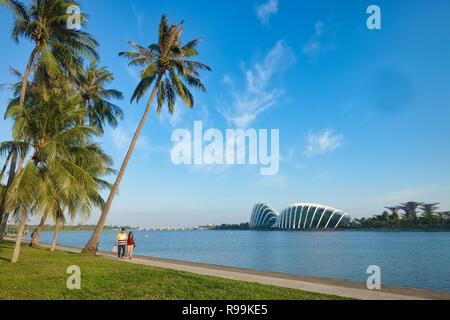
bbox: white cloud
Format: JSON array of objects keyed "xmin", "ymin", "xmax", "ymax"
[
  {"xmin": 219, "ymin": 40, "xmax": 295, "ymax": 128},
  {"xmin": 159, "ymin": 101, "xmax": 186, "ymax": 127},
  {"xmin": 111, "ymin": 127, "xmax": 152, "ymax": 154},
  {"xmin": 111, "ymin": 127, "xmax": 129, "ymax": 152},
  {"xmin": 302, "ymin": 20, "xmax": 334, "ymax": 58},
  {"xmin": 159, "ymin": 102, "xmax": 210, "ymax": 128},
  {"xmin": 131, "ymin": 4, "xmax": 144, "ymax": 32},
  {"xmin": 305, "ymin": 129, "xmax": 343, "ymax": 156},
  {"xmin": 255, "ymin": 0, "xmax": 278, "ymax": 24},
  {"xmin": 125, "ymin": 63, "xmax": 141, "ymax": 82},
  {"xmin": 222, "ymin": 75, "xmax": 232, "ymax": 84},
  {"xmin": 280, "ymin": 144, "xmax": 304, "ymax": 169}
]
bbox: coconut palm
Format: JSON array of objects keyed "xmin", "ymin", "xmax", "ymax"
[
  {"xmin": 0, "ymin": 66, "xmax": 63, "ymax": 243},
  {"xmin": 1, "ymin": 60, "xmax": 120, "ymax": 248},
  {"xmin": 28, "ymin": 67, "xmax": 121, "ymax": 246},
  {"xmin": 82, "ymin": 14, "xmax": 211, "ymax": 254},
  {"xmin": 30, "ymin": 213, "xmax": 47, "ymax": 247},
  {"xmin": 75, "ymin": 62, "xmax": 124, "ymax": 134},
  {"xmin": 6, "ymin": 125, "xmax": 103, "ymax": 262},
  {"xmin": 0, "ymin": 0, "xmax": 98, "ymax": 111},
  {"xmin": 0, "ymin": 147, "xmax": 16, "ymax": 240},
  {"xmin": 5, "ymin": 98, "xmax": 116, "ymax": 261},
  {"xmin": 44, "ymin": 142, "xmax": 114, "ymax": 251},
  {"xmin": 5, "ymin": 88, "xmax": 102, "ymax": 262},
  {"xmin": 0, "ymin": 141, "xmax": 28, "ymax": 242}
]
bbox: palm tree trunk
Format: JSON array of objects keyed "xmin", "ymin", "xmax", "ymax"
[
  {"xmin": 31, "ymin": 215, "xmax": 46, "ymax": 247},
  {"xmin": 0, "ymin": 150, "xmax": 12, "ymax": 179},
  {"xmin": 19, "ymin": 44, "xmax": 39, "ymax": 109},
  {"xmin": 11, "ymin": 207, "xmax": 27, "ymax": 263},
  {"xmin": 82, "ymin": 75, "xmax": 163, "ymax": 254},
  {"xmin": 15, "ymin": 151, "xmax": 25, "ymax": 178},
  {"xmin": 0, "ymin": 150, "xmax": 25, "ymax": 243},
  {"xmin": 50, "ymin": 218, "xmax": 61, "ymax": 251},
  {"xmin": 0, "ymin": 150, "xmax": 18, "ymax": 243},
  {"xmin": 0, "ymin": 151, "xmax": 26, "ymax": 236}
]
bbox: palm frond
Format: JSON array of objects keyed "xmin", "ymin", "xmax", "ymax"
[
  {"xmin": 130, "ymin": 74, "xmax": 157, "ymax": 103},
  {"xmin": 121, "ymin": 14, "xmax": 210, "ymax": 118},
  {"xmin": 0, "ymin": 0, "xmax": 27, "ymax": 19}
]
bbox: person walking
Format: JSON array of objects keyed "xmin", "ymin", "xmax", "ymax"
[
  {"xmin": 126, "ymin": 231, "xmax": 135, "ymax": 260},
  {"xmin": 115, "ymin": 228, "xmax": 128, "ymax": 259}
]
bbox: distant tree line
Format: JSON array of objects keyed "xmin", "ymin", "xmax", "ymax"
[
  {"xmin": 213, "ymin": 223, "xmax": 250, "ymax": 230},
  {"xmin": 353, "ymin": 211, "xmax": 450, "ymax": 229}
]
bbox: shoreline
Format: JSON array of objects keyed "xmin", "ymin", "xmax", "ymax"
[{"xmin": 8, "ymin": 237, "xmax": 450, "ymax": 300}]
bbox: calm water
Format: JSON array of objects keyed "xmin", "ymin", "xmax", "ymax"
[{"xmin": 32, "ymin": 230, "xmax": 450, "ymax": 292}]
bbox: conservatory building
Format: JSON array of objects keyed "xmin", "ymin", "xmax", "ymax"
[{"xmin": 250, "ymin": 202, "xmax": 352, "ymax": 230}]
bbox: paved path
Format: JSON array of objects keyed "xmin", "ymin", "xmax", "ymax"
[{"xmin": 10, "ymin": 238, "xmax": 450, "ymax": 300}]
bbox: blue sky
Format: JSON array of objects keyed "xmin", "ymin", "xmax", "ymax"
[{"xmin": 1, "ymin": 0, "xmax": 450, "ymax": 227}]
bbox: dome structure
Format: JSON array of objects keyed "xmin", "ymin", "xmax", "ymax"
[
  {"xmin": 250, "ymin": 202, "xmax": 352, "ymax": 230},
  {"xmin": 250, "ymin": 203, "xmax": 278, "ymax": 228}
]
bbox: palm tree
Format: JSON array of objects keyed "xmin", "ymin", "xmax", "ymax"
[
  {"xmin": 0, "ymin": 148, "xmax": 17, "ymax": 240},
  {"xmin": 0, "ymin": 66, "xmax": 61, "ymax": 243},
  {"xmin": 27, "ymin": 63, "xmax": 121, "ymax": 247},
  {"xmin": 82, "ymin": 14, "xmax": 211, "ymax": 254},
  {"xmin": 45, "ymin": 142, "xmax": 114, "ymax": 251},
  {"xmin": 1, "ymin": 59, "xmax": 120, "ymax": 247},
  {"xmin": 6, "ymin": 125, "xmax": 102, "ymax": 262},
  {"xmin": 0, "ymin": 66, "xmax": 58, "ymax": 243},
  {"xmin": 5, "ymin": 88, "xmax": 101, "ymax": 262},
  {"xmin": 0, "ymin": 0, "xmax": 98, "ymax": 111},
  {"xmin": 75, "ymin": 62, "xmax": 124, "ymax": 134},
  {"xmin": 30, "ymin": 212, "xmax": 47, "ymax": 247},
  {"xmin": 0, "ymin": 141, "xmax": 28, "ymax": 243}
]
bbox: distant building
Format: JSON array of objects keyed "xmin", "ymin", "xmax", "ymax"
[
  {"xmin": 399, "ymin": 201, "xmax": 423, "ymax": 217},
  {"xmin": 385, "ymin": 201, "xmax": 442, "ymax": 217},
  {"xmin": 198, "ymin": 224, "xmax": 214, "ymax": 230},
  {"xmin": 250, "ymin": 203, "xmax": 352, "ymax": 230},
  {"xmin": 420, "ymin": 203, "xmax": 440, "ymax": 213}
]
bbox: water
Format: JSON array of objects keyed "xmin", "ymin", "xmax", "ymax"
[{"xmin": 32, "ymin": 230, "xmax": 450, "ymax": 292}]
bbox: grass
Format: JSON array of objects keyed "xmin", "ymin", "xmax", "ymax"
[{"xmin": 0, "ymin": 241, "xmax": 349, "ymax": 300}]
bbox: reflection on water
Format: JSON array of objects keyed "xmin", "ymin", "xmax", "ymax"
[{"xmin": 33, "ymin": 230, "xmax": 450, "ymax": 292}]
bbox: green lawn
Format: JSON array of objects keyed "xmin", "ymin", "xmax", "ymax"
[{"xmin": 0, "ymin": 241, "xmax": 349, "ymax": 300}]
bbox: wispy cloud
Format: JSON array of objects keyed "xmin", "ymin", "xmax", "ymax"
[
  {"xmin": 158, "ymin": 100, "xmax": 187, "ymax": 128},
  {"xmin": 302, "ymin": 20, "xmax": 334, "ymax": 58},
  {"xmin": 131, "ymin": 4, "xmax": 144, "ymax": 32},
  {"xmin": 111, "ymin": 127, "xmax": 130, "ymax": 152},
  {"xmin": 305, "ymin": 129, "xmax": 343, "ymax": 156},
  {"xmin": 255, "ymin": 0, "xmax": 278, "ymax": 24},
  {"xmin": 159, "ymin": 102, "xmax": 210, "ymax": 128},
  {"xmin": 219, "ymin": 40, "xmax": 295, "ymax": 128},
  {"xmin": 374, "ymin": 185, "xmax": 441, "ymax": 205},
  {"xmin": 280, "ymin": 144, "xmax": 304, "ymax": 169},
  {"xmin": 124, "ymin": 63, "xmax": 141, "ymax": 82},
  {"xmin": 111, "ymin": 127, "xmax": 165, "ymax": 158}
]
